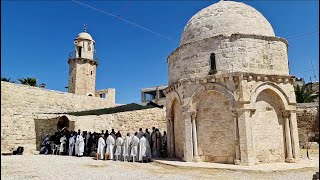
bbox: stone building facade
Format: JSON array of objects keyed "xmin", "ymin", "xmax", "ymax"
[
  {"xmin": 1, "ymin": 27, "xmax": 166, "ymax": 154},
  {"xmin": 164, "ymin": 1, "xmax": 300, "ymax": 166}
]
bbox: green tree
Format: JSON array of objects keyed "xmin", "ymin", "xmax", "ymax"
[
  {"xmin": 1, "ymin": 77, "xmax": 15, "ymax": 83},
  {"xmin": 295, "ymin": 84, "xmax": 319, "ymax": 103},
  {"xmin": 18, "ymin": 77, "xmax": 38, "ymax": 86}
]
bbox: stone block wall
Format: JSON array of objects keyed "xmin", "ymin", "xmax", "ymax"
[
  {"xmin": 296, "ymin": 102, "xmax": 319, "ymax": 145},
  {"xmin": 1, "ymin": 81, "xmax": 115, "ymax": 153},
  {"xmin": 72, "ymin": 108, "xmax": 166, "ymax": 135},
  {"xmin": 168, "ymin": 34, "xmax": 288, "ymax": 84}
]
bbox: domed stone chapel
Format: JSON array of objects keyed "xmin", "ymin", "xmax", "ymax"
[{"xmin": 163, "ymin": 1, "xmax": 300, "ymax": 166}]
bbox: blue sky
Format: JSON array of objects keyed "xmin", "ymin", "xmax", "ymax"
[{"xmin": 1, "ymin": 1, "xmax": 319, "ymax": 104}]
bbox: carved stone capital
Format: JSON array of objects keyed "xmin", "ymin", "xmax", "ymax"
[
  {"xmin": 190, "ymin": 111, "xmax": 197, "ymax": 120},
  {"xmin": 282, "ymin": 110, "xmax": 291, "ymax": 118}
]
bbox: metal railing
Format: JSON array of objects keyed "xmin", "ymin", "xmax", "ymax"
[{"xmin": 68, "ymin": 51, "xmax": 98, "ymax": 61}]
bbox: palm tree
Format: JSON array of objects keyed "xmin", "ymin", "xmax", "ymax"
[
  {"xmin": 18, "ymin": 77, "xmax": 38, "ymax": 86},
  {"xmin": 1, "ymin": 77, "xmax": 15, "ymax": 83},
  {"xmin": 295, "ymin": 84, "xmax": 319, "ymax": 103}
]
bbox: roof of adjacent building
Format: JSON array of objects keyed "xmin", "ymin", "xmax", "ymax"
[
  {"xmin": 64, "ymin": 102, "xmax": 162, "ymax": 116},
  {"xmin": 141, "ymin": 85, "xmax": 168, "ymax": 92}
]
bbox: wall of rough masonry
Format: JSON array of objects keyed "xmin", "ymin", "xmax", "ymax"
[
  {"xmin": 196, "ymin": 91, "xmax": 235, "ymax": 163},
  {"xmin": 32, "ymin": 108, "xmax": 166, "ymax": 151},
  {"xmin": 296, "ymin": 102, "xmax": 319, "ymax": 145},
  {"xmin": 72, "ymin": 108, "xmax": 166, "ymax": 135},
  {"xmin": 1, "ymin": 81, "xmax": 115, "ymax": 153},
  {"xmin": 168, "ymin": 35, "xmax": 288, "ymax": 84}
]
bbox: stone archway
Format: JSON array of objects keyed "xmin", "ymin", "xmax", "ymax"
[
  {"xmin": 194, "ymin": 91, "xmax": 235, "ymax": 163},
  {"xmin": 251, "ymin": 89, "xmax": 287, "ymax": 163},
  {"xmin": 170, "ymin": 99, "xmax": 184, "ymax": 159}
]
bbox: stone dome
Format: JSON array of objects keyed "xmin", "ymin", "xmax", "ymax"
[
  {"xmin": 180, "ymin": 1, "xmax": 275, "ymax": 45},
  {"xmin": 76, "ymin": 32, "xmax": 94, "ymax": 42}
]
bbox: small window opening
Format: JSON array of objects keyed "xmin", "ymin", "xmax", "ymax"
[
  {"xmin": 209, "ymin": 53, "xmax": 217, "ymax": 75},
  {"xmin": 71, "ymin": 77, "xmax": 73, "ymax": 83},
  {"xmin": 78, "ymin": 47, "xmax": 82, "ymax": 57},
  {"xmin": 91, "ymin": 71, "xmax": 93, "ymax": 75},
  {"xmin": 99, "ymin": 93, "xmax": 106, "ymax": 98},
  {"xmin": 88, "ymin": 94, "xmax": 93, "ymax": 97}
]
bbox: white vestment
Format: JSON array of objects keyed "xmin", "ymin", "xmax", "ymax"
[
  {"xmin": 138, "ymin": 136, "xmax": 151, "ymax": 161},
  {"xmin": 115, "ymin": 137, "xmax": 124, "ymax": 157},
  {"xmin": 137, "ymin": 131, "xmax": 144, "ymax": 139},
  {"xmin": 97, "ymin": 137, "xmax": 106, "ymax": 159},
  {"xmin": 68, "ymin": 136, "xmax": 75, "ymax": 156},
  {"xmin": 75, "ymin": 135, "xmax": 80, "ymax": 155},
  {"xmin": 78, "ymin": 136, "xmax": 85, "ymax": 156},
  {"xmin": 106, "ymin": 135, "xmax": 115, "ymax": 160},
  {"xmin": 122, "ymin": 136, "xmax": 131, "ymax": 159},
  {"xmin": 59, "ymin": 136, "xmax": 67, "ymax": 153},
  {"xmin": 130, "ymin": 136, "xmax": 139, "ymax": 159}
]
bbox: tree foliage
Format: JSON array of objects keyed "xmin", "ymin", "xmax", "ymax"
[
  {"xmin": 295, "ymin": 84, "xmax": 319, "ymax": 103},
  {"xmin": 1, "ymin": 77, "xmax": 15, "ymax": 83}
]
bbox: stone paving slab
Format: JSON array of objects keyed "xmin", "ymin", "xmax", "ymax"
[{"xmin": 153, "ymin": 157, "xmax": 319, "ymax": 172}]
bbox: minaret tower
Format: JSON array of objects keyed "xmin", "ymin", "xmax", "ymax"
[{"xmin": 68, "ymin": 25, "xmax": 98, "ymax": 96}]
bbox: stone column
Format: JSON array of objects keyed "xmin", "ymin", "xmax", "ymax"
[
  {"xmin": 282, "ymin": 110, "xmax": 295, "ymax": 163},
  {"xmin": 166, "ymin": 116, "xmax": 172, "ymax": 157},
  {"xmin": 238, "ymin": 109, "xmax": 256, "ymax": 166},
  {"xmin": 232, "ymin": 110, "xmax": 241, "ymax": 165},
  {"xmin": 190, "ymin": 111, "xmax": 200, "ymax": 162},
  {"xmin": 182, "ymin": 107, "xmax": 194, "ymax": 162},
  {"xmin": 289, "ymin": 110, "xmax": 300, "ymax": 159}
]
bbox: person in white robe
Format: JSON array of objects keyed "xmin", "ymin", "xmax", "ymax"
[
  {"xmin": 122, "ymin": 133, "xmax": 131, "ymax": 162},
  {"xmin": 96, "ymin": 134, "xmax": 106, "ymax": 160},
  {"xmin": 137, "ymin": 128, "xmax": 144, "ymax": 139},
  {"xmin": 59, "ymin": 135, "xmax": 67, "ymax": 155},
  {"xmin": 78, "ymin": 133, "xmax": 85, "ymax": 157},
  {"xmin": 138, "ymin": 134, "xmax": 152, "ymax": 162},
  {"xmin": 68, "ymin": 134, "xmax": 75, "ymax": 156},
  {"xmin": 105, "ymin": 133, "xmax": 115, "ymax": 160},
  {"xmin": 75, "ymin": 134, "xmax": 80, "ymax": 156},
  {"xmin": 114, "ymin": 135, "xmax": 124, "ymax": 161},
  {"xmin": 130, "ymin": 132, "xmax": 140, "ymax": 162}
]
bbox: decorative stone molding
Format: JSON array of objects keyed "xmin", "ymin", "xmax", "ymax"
[{"xmin": 164, "ymin": 72, "xmax": 295, "ymax": 95}]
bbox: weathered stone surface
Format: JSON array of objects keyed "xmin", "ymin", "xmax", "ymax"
[{"xmin": 1, "ymin": 81, "xmax": 166, "ymax": 154}]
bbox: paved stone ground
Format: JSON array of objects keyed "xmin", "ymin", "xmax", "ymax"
[{"xmin": 1, "ymin": 155, "xmax": 319, "ymax": 180}]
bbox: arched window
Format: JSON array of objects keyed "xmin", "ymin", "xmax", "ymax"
[
  {"xmin": 91, "ymin": 71, "xmax": 93, "ymax": 75},
  {"xmin": 88, "ymin": 94, "xmax": 93, "ymax": 97},
  {"xmin": 209, "ymin": 53, "xmax": 217, "ymax": 75}
]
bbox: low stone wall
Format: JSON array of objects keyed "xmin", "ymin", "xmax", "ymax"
[
  {"xmin": 296, "ymin": 102, "xmax": 319, "ymax": 146},
  {"xmin": 73, "ymin": 108, "xmax": 166, "ymax": 134},
  {"xmin": 1, "ymin": 81, "xmax": 166, "ymax": 154},
  {"xmin": 1, "ymin": 81, "xmax": 115, "ymax": 153}
]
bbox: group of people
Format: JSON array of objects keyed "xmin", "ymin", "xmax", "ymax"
[{"xmin": 40, "ymin": 127, "xmax": 167, "ymax": 163}]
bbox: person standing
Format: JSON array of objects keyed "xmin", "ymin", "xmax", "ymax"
[
  {"xmin": 137, "ymin": 128, "xmax": 144, "ymax": 139},
  {"xmin": 114, "ymin": 134, "xmax": 124, "ymax": 161},
  {"xmin": 68, "ymin": 134, "xmax": 75, "ymax": 156},
  {"xmin": 78, "ymin": 133, "xmax": 85, "ymax": 157},
  {"xmin": 150, "ymin": 127, "xmax": 156, "ymax": 152},
  {"xmin": 122, "ymin": 133, "xmax": 131, "ymax": 162},
  {"xmin": 105, "ymin": 133, "xmax": 115, "ymax": 160},
  {"xmin": 145, "ymin": 129, "xmax": 151, "ymax": 145},
  {"xmin": 59, "ymin": 135, "xmax": 67, "ymax": 155},
  {"xmin": 138, "ymin": 134, "xmax": 152, "ymax": 162},
  {"xmin": 96, "ymin": 134, "xmax": 105, "ymax": 160},
  {"xmin": 110, "ymin": 129, "xmax": 116, "ymax": 140},
  {"xmin": 75, "ymin": 133, "xmax": 80, "ymax": 156},
  {"xmin": 86, "ymin": 132, "xmax": 91, "ymax": 153},
  {"xmin": 130, "ymin": 132, "xmax": 140, "ymax": 162}
]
